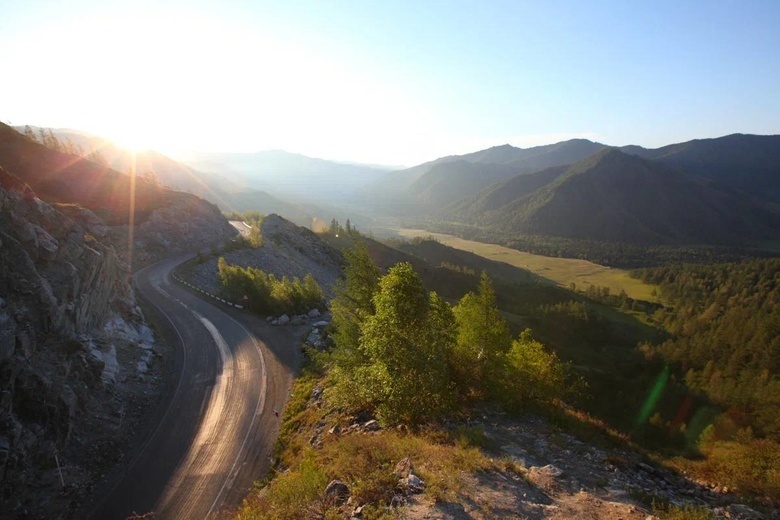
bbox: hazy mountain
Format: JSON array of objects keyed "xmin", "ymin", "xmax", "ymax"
[
  {"xmin": 11, "ymin": 126, "xmax": 332, "ymax": 226},
  {"xmin": 448, "ymin": 148, "xmax": 780, "ymax": 245},
  {"xmin": 366, "ymin": 139, "xmax": 607, "ymax": 211},
  {"xmin": 619, "ymin": 134, "xmax": 780, "ymax": 202},
  {"xmin": 14, "ymin": 126, "xmax": 248, "ymax": 197},
  {"xmin": 407, "ymin": 161, "xmax": 520, "ymax": 207},
  {"xmin": 1, "ymin": 123, "xmax": 186, "ymax": 224},
  {"xmin": 183, "ymin": 150, "xmax": 392, "ymax": 203},
  {"xmin": 446, "ymin": 165, "xmax": 569, "ymax": 219}
]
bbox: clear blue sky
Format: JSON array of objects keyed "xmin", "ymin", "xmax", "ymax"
[{"xmin": 1, "ymin": 0, "xmax": 778, "ymax": 165}]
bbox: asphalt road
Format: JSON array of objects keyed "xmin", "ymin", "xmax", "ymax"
[{"xmin": 85, "ymin": 254, "xmax": 301, "ymax": 520}]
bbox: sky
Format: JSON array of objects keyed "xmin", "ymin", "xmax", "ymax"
[{"xmin": 1, "ymin": 0, "xmax": 778, "ymax": 166}]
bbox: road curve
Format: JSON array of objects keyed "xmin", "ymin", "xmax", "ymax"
[{"xmin": 85, "ymin": 254, "xmax": 299, "ymax": 519}]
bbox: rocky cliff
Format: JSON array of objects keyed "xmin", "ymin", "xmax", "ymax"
[
  {"xmin": 129, "ymin": 191, "xmax": 237, "ymax": 263},
  {"xmin": 0, "ymin": 167, "xmax": 163, "ymax": 518}
]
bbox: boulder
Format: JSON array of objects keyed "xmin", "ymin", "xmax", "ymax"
[
  {"xmin": 307, "ymin": 308, "xmax": 321, "ymax": 318},
  {"xmin": 363, "ymin": 419, "xmax": 380, "ymax": 431},
  {"xmin": 313, "ymin": 320, "xmax": 329, "ymax": 328},
  {"xmin": 402, "ymin": 474, "xmax": 426, "ymax": 494},
  {"xmin": 727, "ymin": 504, "xmax": 765, "ymax": 520},
  {"xmin": 324, "ymin": 480, "xmax": 350, "ymax": 505},
  {"xmin": 394, "ymin": 457, "xmax": 414, "ymax": 478},
  {"xmin": 539, "ymin": 464, "xmax": 563, "ymax": 477},
  {"xmin": 277, "ymin": 314, "xmax": 290, "ymax": 325}
]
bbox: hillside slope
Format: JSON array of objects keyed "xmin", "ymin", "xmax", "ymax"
[
  {"xmin": 451, "ymin": 149, "xmax": 780, "ymax": 245},
  {"xmin": 0, "ymin": 122, "xmax": 235, "ymax": 255},
  {"xmin": 622, "ymin": 133, "xmax": 780, "ymax": 202},
  {"xmin": 13, "ymin": 126, "xmax": 314, "ymax": 223},
  {"xmin": 0, "ymin": 167, "xmax": 167, "ymax": 518},
  {"xmin": 366, "ymin": 139, "xmax": 607, "ymax": 211}
]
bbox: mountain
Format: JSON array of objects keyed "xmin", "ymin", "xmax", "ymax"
[
  {"xmin": 448, "ymin": 148, "xmax": 780, "ymax": 246},
  {"xmin": 14, "ymin": 126, "xmax": 248, "ymax": 197},
  {"xmin": 183, "ymin": 150, "xmax": 391, "ymax": 203},
  {"xmin": 446, "ymin": 165, "xmax": 569, "ymax": 220},
  {"xmin": 620, "ymin": 134, "xmax": 780, "ymax": 202},
  {"xmin": 12, "ymin": 126, "xmax": 330, "ymax": 227},
  {"xmin": 0, "ymin": 122, "xmax": 235, "ymax": 256},
  {"xmin": 407, "ymin": 160, "xmax": 520, "ymax": 207},
  {"xmin": 365, "ymin": 139, "xmax": 607, "ymax": 211}
]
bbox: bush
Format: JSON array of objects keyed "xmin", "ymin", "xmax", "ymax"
[{"xmin": 217, "ymin": 258, "xmax": 324, "ymax": 315}]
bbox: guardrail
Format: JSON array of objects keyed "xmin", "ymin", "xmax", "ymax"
[{"xmin": 171, "ymin": 270, "xmax": 245, "ymax": 310}]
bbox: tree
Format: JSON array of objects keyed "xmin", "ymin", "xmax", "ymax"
[
  {"xmin": 498, "ymin": 329, "xmax": 572, "ymax": 409},
  {"xmin": 358, "ymin": 263, "xmax": 456, "ymax": 425},
  {"xmin": 23, "ymin": 125, "xmax": 37, "ymax": 142},
  {"xmin": 330, "ymin": 241, "xmax": 381, "ymax": 354},
  {"xmin": 328, "ymin": 242, "xmax": 382, "ymax": 410},
  {"xmin": 345, "ymin": 218, "xmax": 352, "ymax": 235},
  {"xmin": 452, "ymin": 272, "xmax": 512, "ymax": 399}
]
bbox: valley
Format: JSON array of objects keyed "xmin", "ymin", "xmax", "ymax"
[
  {"xmin": 396, "ymin": 228, "xmax": 659, "ymax": 302},
  {"xmin": 3, "ymin": 117, "xmax": 780, "ymax": 519},
  {"xmin": 2, "ymin": 5, "xmax": 780, "ymax": 517}
]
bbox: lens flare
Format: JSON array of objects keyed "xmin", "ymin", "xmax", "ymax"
[{"xmin": 635, "ymin": 366, "xmax": 669, "ymax": 429}]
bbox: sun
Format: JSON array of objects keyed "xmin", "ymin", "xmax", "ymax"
[{"xmin": 107, "ymin": 125, "xmax": 154, "ymax": 154}]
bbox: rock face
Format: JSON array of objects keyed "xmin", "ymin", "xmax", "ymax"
[
  {"xmin": 189, "ymin": 213, "xmax": 343, "ymax": 297},
  {"xmin": 0, "ymin": 168, "xmax": 155, "ymax": 517},
  {"xmin": 131, "ymin": 192, "xmax": 237, "ymax": 262}
]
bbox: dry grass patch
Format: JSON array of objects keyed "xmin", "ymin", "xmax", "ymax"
[
  {"xmin": 396, "ymin": 228, "xmax": 659, "ymax": 302},
  {"xmin": 236, "ymin": 364, "xmax": 501, "ymax": 519}
]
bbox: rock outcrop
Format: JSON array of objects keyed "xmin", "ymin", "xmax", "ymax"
[
  {"xmin": 130, "ymin": 192, "xmax": 237, "ymax": 263},
  {"xmin": 188, "ymin": 213, "xmax": 343, "ymax": 297},
  {"xmin": 0, "ymin": 168, "xmax": 157, "ymax": 517}
]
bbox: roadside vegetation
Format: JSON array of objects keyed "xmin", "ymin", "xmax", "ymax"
[{"xmin": 217, "ymin": 257, "xmax": 324, "ymax": 315}]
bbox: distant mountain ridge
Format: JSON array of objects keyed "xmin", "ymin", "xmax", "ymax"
[
  {"xmin": 621, "ymin": 133, "xmax": 780, "ymax": 201},
  {"xmin": 366, "ymin": 133, "xmax": 780, "ymax": 215},
  {"xmin": 184, "ymin": 150, "xmax": 391, "ymax": 203},
  {"xmin": 11, "ymin": 126, "xmax": 331, "ymax": 226},
  {"xmin": 446, "ymin": 148, "xmax": 780, "ymax": 246},
  {"xmin": 366, "ymin": 139, "xmax": 608, "ymax": 210}
]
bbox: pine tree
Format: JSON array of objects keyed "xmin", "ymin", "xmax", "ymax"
[
  {"xmin": 328, "ymin": 242, "xmax": 382, "ymax": 411},
  {"xmin": 23, "ymin": 125, "xmax": 36, "ymax": 142},
  {"xmin": 452, "ymin": 272, "xmax": 512, "ymax": 399}
]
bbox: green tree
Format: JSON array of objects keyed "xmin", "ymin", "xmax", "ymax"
[
  {"xmin": 328, "ymin": 242, "xmax": 382, "ymax": 410},
  {"xmin": 452, "ymin": 272, "xmax": 512, "ymax": 399},
  {"xmin": 499, "ymin": 329, "xmax": 571, "ymax": 409},
  {"xmin": 330, "ymin": 241, "xmax": 381, "ymax": 353},
  {"xmin": 359, "ymin": 263, "xmax": 456, "ymax": 425}
]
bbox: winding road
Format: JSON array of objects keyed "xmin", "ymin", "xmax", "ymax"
[{"xmin": 85, "ymin": 254, "xmax": 301, "ymax": 519}]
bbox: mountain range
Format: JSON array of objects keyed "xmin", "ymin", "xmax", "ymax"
[
  {"xmin": 9, "ymin": 123, "xmax": 780, "ymax": 250},
  {"xmin": 182, "ymin": 150, "xmax": 391, "ymax": 203},
  {"xmin": 445, "ymin": 148, "xmax": 779, "ymax": 245}
]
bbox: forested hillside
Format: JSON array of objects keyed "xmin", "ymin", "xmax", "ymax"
[
  {"xmin": 443, "ymin": 148, "xmax": 780, "ymax": 246},
  {"xmin": 635, "ymin": 259, "xmax": 780, "ymax": 439}
]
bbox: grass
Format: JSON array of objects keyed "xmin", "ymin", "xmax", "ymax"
[
  {"xmin": 396, "ymin": 228, "xmax": 659, "ymax": 302},
  {"xmin": 234, "ymin": 360, "xmax": 499, "ymax": 519}
]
